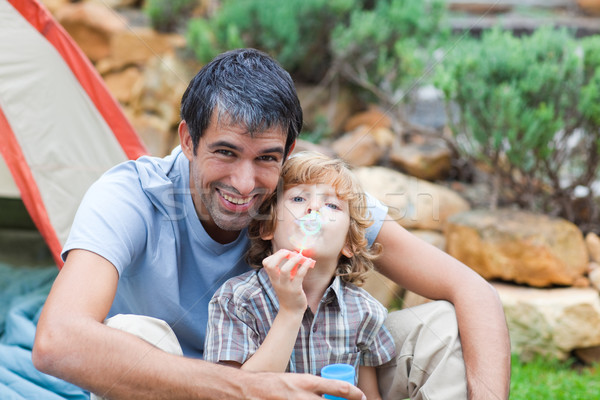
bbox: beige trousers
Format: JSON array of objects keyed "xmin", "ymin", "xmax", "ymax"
[
  {"xmin": 92, "ymin": 301, "xmax": 466, "ymax": 400},
  {"xmin": 377, "ymin": 301, "xmax": 467, "ymax": 400}
]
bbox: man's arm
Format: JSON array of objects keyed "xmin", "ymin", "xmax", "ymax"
[
  {"xmin": 33, "ymin": 249, "xmax": 366, "ymax": 400},
  {"xmin": 373, "ymin": 219, "xmax": 510, "ymax": 400}
]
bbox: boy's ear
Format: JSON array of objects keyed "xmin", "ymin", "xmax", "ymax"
[
  {"xmin": 341, "ymin": 244, "xmax": 353, "ymax": 258},
  {"xmin": 259, "ymin": 224, "xmax": 274, "ymax": 241}
]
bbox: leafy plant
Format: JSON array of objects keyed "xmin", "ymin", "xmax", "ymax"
[
  {"xmin": 186, "ymin": 0, "xmax": 358, "ymax": 81},
  {"xmin": 144, "ymin": 0, "xmax": 197, "ymax": 33},
  {"xmin": 330, "ymin": 0, "xmax": 449, "ymax": 122},
  {"xmin": 435, "ymin": 27, "xmax": 600, "ymax": 229}
]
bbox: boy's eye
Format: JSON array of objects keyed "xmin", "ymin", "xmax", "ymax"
[{"xmin": 326, "ymin": 203, "xmax": 340, "ymax": 210}]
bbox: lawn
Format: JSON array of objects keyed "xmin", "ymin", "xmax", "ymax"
[{"xmin": 510, "ymin": 355, "xmax": 600, "ymax": 399}]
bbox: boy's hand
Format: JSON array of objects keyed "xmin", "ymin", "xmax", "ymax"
[{"xmin": 262, "ymin": 249, "xmax": 315, "ymax": 313}]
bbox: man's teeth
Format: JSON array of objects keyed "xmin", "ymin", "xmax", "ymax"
[{"xmin": 222, "ymin": 192, "xmax": 252, "ymax": 205}]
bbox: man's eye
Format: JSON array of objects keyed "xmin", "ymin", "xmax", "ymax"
[
  {"xmin": 216, "ymin": 149, "xmax": 234, "ymax": 156},
  {"xmin": 258, "ymin": 155, "xmax": 278, "ymax": 162}
]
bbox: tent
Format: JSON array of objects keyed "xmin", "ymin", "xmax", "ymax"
[
  {"xmin": 0, "ymin": 0, "xmax": 148, "ymax": 268},
  {"xmin": 0, "ymin": 1, "xmax": 149, "ymax": 397}
]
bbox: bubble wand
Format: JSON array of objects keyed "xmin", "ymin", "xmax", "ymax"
[{"xmin": 287, "ymin": 210, "xmax": 325, "ymax": 277}]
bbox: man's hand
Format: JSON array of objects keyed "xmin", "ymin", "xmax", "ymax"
[{"xmin": 248, "ymin": 371, "xmax": 366, "ymax": 400}]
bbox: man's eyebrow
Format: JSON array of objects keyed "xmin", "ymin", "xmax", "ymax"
[
  {"xmin": 208, "ymin": 140, "xmax": 242, "ymax": 151},
  {"xmin": 208, "ymin": 141, "xmax": 285, "ymax": 156}
]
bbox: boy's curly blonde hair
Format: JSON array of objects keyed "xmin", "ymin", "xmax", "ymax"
[{"xmin": 246, "ymin": 151, "xmax": 381, "ymax": 286}]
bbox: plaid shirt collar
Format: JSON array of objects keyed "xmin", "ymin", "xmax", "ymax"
[{"xmin": 256, "ymin": 267, "xmax": 346, "ymax": 316}]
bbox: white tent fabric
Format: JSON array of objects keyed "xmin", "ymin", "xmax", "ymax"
[{"xmin": 0, "ymin": 0, "xmax": 148, "ymax": 266}]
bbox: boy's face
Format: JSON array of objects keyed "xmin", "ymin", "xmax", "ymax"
[{"xmin": 268, "ymin": 183, "xmax": 352, "ymax": 263}]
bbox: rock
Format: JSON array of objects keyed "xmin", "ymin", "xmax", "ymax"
[
  {"xmin": 574, "ymin": 345, "xmax": 600, "ymax": 365},
  {"xmin": 589, "ymin": 264, "xmax": 600, "ymax": 291},
  {"xmin": 401, "ymin": 291, "xmax": 431, "ymax": 309},
  {"xmin": 344, "ymin": 107, "xmax": 392, "ymax": 132},
  {"xmin": 354, "ymin": 167, "xmax": 470, "ymax": 231},
  {"xmin": 448, "ymin": 2, "xmax": 512, "ymax": 14},
  {"xmin": 495, "ymin": 282, "xmax": 600, "ymax": 361},
  {"xmin": 290, "ymin": 139, "xmax": 336, "ymax": 158},
  {"xmin": 446, "ymin": 209, "xmax": 589, "ymax": 287},
  {"xmin": 107, "ymin": 28, "xmax": 186, "ymax": 70},
  {"xmin": 132, "ymin": 54, "xmax": 192, "ymax": 128},
  {"xmin": 361, "ymin": 269, "xmax": 401, "ymax": 309},
  {"xmin": 389, "ymin": 138, "xmax": 452, "ymax": 181},
  {"xmin": 56, "ymin": 2, "xmax": 127, "ymax": 62},
  {"xmin": 127, "ymin": 112, "xmax": 173, "ymax": 157},
  {"xmin": 296, "ymin": 84, "xmax": 358, "ymax": 136},
  {"xmin": 578, "ymin": 0, "xmax": 600, "ymax": 16},
  {"xmin": 331, "ymin": 126, "xmax": 386, "ymax": 167},
  {"xmin": 104, "ymin": 66, "xmax": 142, "ymax": 104},
  {"xmin": 586, "ymin": 232, "xmax": 600, "ymax": 263},
  {"xmin": 40, "ymin": 0, "xmax": 70, "ymax": 15}
]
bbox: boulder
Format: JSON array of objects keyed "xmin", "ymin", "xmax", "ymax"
[
  {"xmin": 331, "ymin": 126, "xmax": 386, "ymax": 167},
  {"xmin": 389, "ymin": 138, "xmax": 452, "ymax": 181},
  {"xmin": 495, "ymin": 282, "xmax": 600, "ymax": 361},
  {"xmin": 354, "ymin": 166, "xmax": 470, "ymax": 231},
  {"xmin": 103, "ymin": 66, "xmax": 142, "ymax": 104},
  {"xmin": 56, "ymin": 2, "xmax": 127, "ymax": 62},
  {"xmin": 344, "ymin": 107, "xmax": 392, "ymax": 132},
  {"xmin": 361, "ymin": 270, "xmax": 401, "ymax": 309},
  {"xmin": 445, "ymin": 209, "xmax": 589, "ymax": 287},
  {"xmin": 586, "ymin": 232, "xmax": 600, "ymax": 263}
]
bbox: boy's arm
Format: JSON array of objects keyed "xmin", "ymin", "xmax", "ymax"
[
  {"xmin": 357, "ymin": 366, "xmax": 382, "ymax": 400},
  {"xmin": 34, "ymin": 249, "xmax": 366, "ymax": 400},
  {"xmin": 373, "ymin": 219, "xmax": 511, "ymax": 400},
  {"xmin": 242, "ymin": 250, "xmax": 314, "ymax": 372}
]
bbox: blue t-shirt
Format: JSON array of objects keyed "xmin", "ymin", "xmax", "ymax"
[{"xmin": 62, "ymin": 146, "xmax": 388, "ymax": 358}]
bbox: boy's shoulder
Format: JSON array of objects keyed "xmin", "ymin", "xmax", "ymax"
[
  {"xmin": 341, "ymin": 281, "xmax": 388, "ymax": 314},
  {"xmin": 213, "ymin": 269, "xmax": 263, "ymax": 302}
]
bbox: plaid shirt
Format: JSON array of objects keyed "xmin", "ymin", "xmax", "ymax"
[{"xmin": 204, "ymin": 268, "xmax": 395, "ymax": 376}]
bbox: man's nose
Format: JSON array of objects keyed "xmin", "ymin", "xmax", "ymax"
[{"xmin": 230, "ymin": 161, "xmax": 256, "ymax": 195}]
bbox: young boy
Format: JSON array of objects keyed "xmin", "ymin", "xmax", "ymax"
[{"xmin": 204, "ymin": 152, "xmax": 395, "ymax": 400}]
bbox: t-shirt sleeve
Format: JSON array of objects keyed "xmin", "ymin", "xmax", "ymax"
[
  {"xmin": 365, "ymin": 192, "xmax": 388, "ymax": 247},
  {"xmin": 204, "ymin": 285, "xmax": 261, "ymax": 364},
  {"xmin": 358, "ymin": 301, "xmax": 396, "ymax": 367},
  {"xmin": 61, "ymin": 163, "xmax": 150, "ymax": 275}
]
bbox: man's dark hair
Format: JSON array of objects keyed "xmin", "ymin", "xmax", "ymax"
[{"xmin": 180, "ymin": 48, "xmax": 303, "ymax": 157}]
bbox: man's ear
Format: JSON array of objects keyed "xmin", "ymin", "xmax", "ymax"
[
  {"xmin": 286, "ymin": 140, "xmax": 296, "ymax": 159},
  {"xmin": 179, "ymin": 120, "xmax": 193, "ymax": 161}
]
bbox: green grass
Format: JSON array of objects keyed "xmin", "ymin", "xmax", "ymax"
[{"xmin": 510, "ymin": 354, "xmax": 600, "ymax": 399}]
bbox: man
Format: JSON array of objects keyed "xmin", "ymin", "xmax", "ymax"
[{"xmin": 33, "ymin": 49, "xmax": 510, "ymax": 400}]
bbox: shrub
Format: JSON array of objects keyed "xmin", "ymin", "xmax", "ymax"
[
  {"xmin": 435, "ymin": 28, "xmax": 600, "ymax": 228},
  {"xmin": 186, "ymin": 0, "xmax": 359, "ymax": 81},
  {"xmin": 144, "ymin": 0, "xmax": 197, "ymax": 33},
  {"xmin": 330, "ymin": 0, "xmax": 449, "ymax": 116}
]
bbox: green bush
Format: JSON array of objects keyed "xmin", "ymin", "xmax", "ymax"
[
  {"xmin": 186, "ymin": 0, "xmax": 359, "ymax": 81},
  {"xmin": 144, "ymin": 0, "xmax": 197, "ymax": 33},
  {"xmin": 330, "ymin": 0, "xmax": 449, "ymax": 110},
  {"xmin": 435, "ymin": 28, "xmax": 600, "ymax": 226}
]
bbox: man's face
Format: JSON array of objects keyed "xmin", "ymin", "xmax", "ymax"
[{"xmin": 180, "ymin": 115, "xmax": 287, "ymax": 243}]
